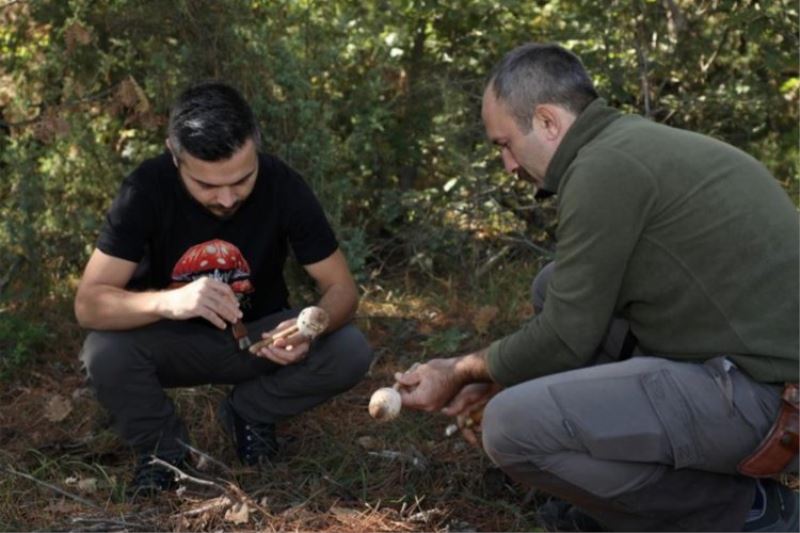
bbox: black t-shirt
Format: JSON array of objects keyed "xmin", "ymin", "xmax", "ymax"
[{"xmin": 97, "ymin": 152, "xmax": 338, "ymax": 322}]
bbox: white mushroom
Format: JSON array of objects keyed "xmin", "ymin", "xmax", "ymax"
[
  {"xmin": 295, "ymin": 306, "xmax": 330, "ymax": 339},
  {"xmin": 248, "ymin": 306, "xmax": 330, "ymax": 354},
  {"xmin": 368, "ymin": 386, "xmax": 402, "ymax": 421}
]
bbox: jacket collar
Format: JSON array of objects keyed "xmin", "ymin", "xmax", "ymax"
[{"xmin": 537, "ymin": 98, "xmax": 622, "ymax": 198}]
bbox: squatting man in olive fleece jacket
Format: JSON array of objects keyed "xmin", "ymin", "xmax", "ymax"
[{"xmin": 395, "ymin": 42, "xmax": 798, "ymax": 533}]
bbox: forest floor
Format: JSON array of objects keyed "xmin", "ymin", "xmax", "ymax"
[{"xmin": 0, "ymin": 263, "xmax": 552, "ymax": 532}]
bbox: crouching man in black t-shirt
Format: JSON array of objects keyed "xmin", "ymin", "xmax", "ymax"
[{"xmin": 74, "ymin": 82, "xmax": 373, "ymax": 496}]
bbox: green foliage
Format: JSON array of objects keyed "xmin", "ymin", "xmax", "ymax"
[
  {"xmin": 0, "ymin": 310, "xmax": 48, "ymax": 379},
  {"xmin": 1, "ymin": 0, "xmax": 797, "ymax": 305},
  {"xmin": 421, "ymin": 326, "xmax": 469, "ymax": 356}
]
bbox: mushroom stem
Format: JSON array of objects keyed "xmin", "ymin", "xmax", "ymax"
[
  {"xmin": 271, "ymin": 324, "xmax": 300, "ymax": 341},
  {"xmin": 248, "ymin": 324, "xmax": 298, "ymax": 353}
]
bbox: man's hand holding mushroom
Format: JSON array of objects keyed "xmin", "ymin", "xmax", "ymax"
[
  {"xmin": 392, "ymin": 350, "xmax": 497, "ymax": 446},
  {"xmin": 248, "ymin": 306, "xmax": 330, "ymax": 365},
  {"xmin": 157, "ymin": 277, "xmax": 242, "ymax": 329},
  {"xmin": 394, "ymin": 358, "xmax": 465, "ymax": 412},
  {"xmin": 394, "ymin": 350, "xmax": 495, "ymax": 410},
  {"xmin": 251, "ymin": 317, "xmax": 313, "ymax": 365}
]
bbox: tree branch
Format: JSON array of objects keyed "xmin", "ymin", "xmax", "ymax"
[{"xmin": 633, "ymin": 0, "xmax": 652, "ymax": 117}]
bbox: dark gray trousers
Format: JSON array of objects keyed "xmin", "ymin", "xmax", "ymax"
[
  {"xmin": 482, "ymin": 262, "xmax": 783, "ymax": 531},
  {"xmin": 80, "ymin": 309, "xmax": 373, "ymax": 458}
]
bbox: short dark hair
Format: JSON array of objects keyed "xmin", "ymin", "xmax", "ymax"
[
  {"xmin": 167, "ymin": 82, "xmax": 261, "ymax": 161},
  {"xmin": 488, "ymin": 43, "xmax": 598, "ymax": 132}
]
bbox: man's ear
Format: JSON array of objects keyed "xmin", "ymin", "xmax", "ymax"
[
  {"xmin": 165, "ymin": 139, "xmax": 179, "ymax": 167},
  {"xmin": 532, "ymin": 104, "xmax": 567, "ymax": 141}
]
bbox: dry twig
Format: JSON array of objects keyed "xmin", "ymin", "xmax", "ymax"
[{"xmin": 3, "ymin": 464, "xmax": 102, "ymax": 510}]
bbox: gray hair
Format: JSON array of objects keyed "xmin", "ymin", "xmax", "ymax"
[{"xmin": 488, "ymin": 43, "xmax": 598, "ymax": 132}]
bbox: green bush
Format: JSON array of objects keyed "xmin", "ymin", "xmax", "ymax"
[
  {"xmin": 1, "ymin": 0, "xmax": 796, "ymax": 306},
  {"xmin": 0, "ymin": 310, "xmax": 49, "ymax": 379}
]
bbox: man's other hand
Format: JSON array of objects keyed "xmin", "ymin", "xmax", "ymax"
[
  {"xmin": 442, "ymin": 382, "xmax": 502, "ymax": 447},
  {"xmin": 253, "ymin": 318, "xmax": 312, "ymax": 365},
  {"xmin": 441, "ymin": 382, "xmax": 500, "ymax": 417}
]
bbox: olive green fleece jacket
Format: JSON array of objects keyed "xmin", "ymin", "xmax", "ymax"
[{"xmin": 487, "ymin": 99, "xmax": 799, "ymax": 386}]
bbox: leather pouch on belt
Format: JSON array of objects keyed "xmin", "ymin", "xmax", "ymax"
[{"xmin": 737, "ymin": 383, "xmax": 799, "ymax": 477}]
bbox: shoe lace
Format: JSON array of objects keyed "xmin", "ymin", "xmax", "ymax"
[{"xmin": 241, "ymin": 422, "xmax": 277, "ymax": 463}]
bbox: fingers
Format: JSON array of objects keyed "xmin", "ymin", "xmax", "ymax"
[
  {"xmin": 455, "ymin": 411, "xmax": 483, "ymax": 448},
  {"xmin": 272, "ymin": 331, "xmax": 309, "ymax": 351},
  {"xmin": 441, "ymin": 383, "xmax": 497, "ymax": 417},
  {"xmin": 254, "ymin": 320, "xmax": 308, "ymax": 364},
  {"xmin": 253, "ymin": 342, "xmax": 310, "ymax": 365},
  {"xmin": 204, "ymin": 280, "xmax": 242, "ymax": 322},
  {"xmin": 461, "ymin": 427, "xmax": 480, "ymax": 448},
  {"xmin": 441, "ymin": 398, "xmax": 466, "ymax": 417},
  {"xmin": 206, "ymin": 278, "xmax": 240, "ymax": 308},
  {"xmin": 397, "ymin": 387, "xmax": 432, "ymax": 411},
  {"xmin": 394, "ymin": 368, "xmax": 421, "ymax": 387},
  {"xmin": 204, "ymin": 291, "xmax": 241, "ymax": 324},
  {"xmin": 441, "ymin": 387, "xmax": 475, "ymax": 417},
  {"xmin": 182, "ymin": 278, "xmax": 241, "ymax": 326},
  {"xmin": 199, "ymin": 304, "xmax": 228, "ymax": 330}
]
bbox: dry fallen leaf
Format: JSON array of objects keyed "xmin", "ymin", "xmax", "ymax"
[
  {"xmin": 356, "ymin": 435, "xmax": 379, "ymax": 450},
  {"xmin": 44, "ymin": 498, "xmax": 82, "ymax": 515},
  {"xmin": 44, "ymin": 394, "xmax": 73, "ymax": 422},
  {"xmin": 117, "ymin": 77, "xmax": 140, "ymax": 108},
  {"xmin": 77, "ymin": 477, "xmax": 98, "ymax": 493},
  {"xmin": 224, "ymin": 502, "xmax": 250, "ymax": 525},
  {"xmin": 331, "ymin": 506, "xmax": 361, "ymax": 521}
]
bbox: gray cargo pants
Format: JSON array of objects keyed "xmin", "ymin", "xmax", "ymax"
[
  {"xmin": 481, "ymin": 262, "xmax": 783, "ymax": 531},
  {"xmin": 80, "ymin": 309, "xmax": 373, "ymax": 459}
]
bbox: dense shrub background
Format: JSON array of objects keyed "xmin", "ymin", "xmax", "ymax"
[{"xmin": 1, "ymin": 0, "xmax": 797, "ymax": 303}]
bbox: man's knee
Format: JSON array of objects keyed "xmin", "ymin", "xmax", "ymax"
[
  {"xmin": 482, "ymin": 381, "xmax": 564, "ymax": 469},
  {"xmin": 80, "ymin": 331, "xmax": 144, "ymax": 387},
  {"xmin": 482, "ymin": 388, "xmax": 525, "ymax": 468}
]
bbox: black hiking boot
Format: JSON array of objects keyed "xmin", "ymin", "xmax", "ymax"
[
  {"xmin": 217, "ymin": 396, "xmax": 278, "ymax": 466},
  {"xmin": 743, "ymin": 478, "xmax": 799, "ymax": 532},
  {"xmin": 536, "ymin": 498, "xmax": 606, "ymax": 532},
  {"xmin": 127, "ymin": 452, "xmax": 186, "ymax": 498}
]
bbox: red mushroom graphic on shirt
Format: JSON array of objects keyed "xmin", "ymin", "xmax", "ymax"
[{"xmin": 170, "ymin": 239, "xmax": 254, "ymax": 300}]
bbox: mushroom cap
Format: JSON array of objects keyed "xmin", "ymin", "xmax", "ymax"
[
  {"xmin": 368, "ymin": 387, "xmax": 402, "ymax": 421},
  {"xmin": 296, "ymin": 306, "xmax": 330, "ymax": 339},
  {"xmin": 171, "ymin": 239, "xmax": 254, "ymax": 294}
]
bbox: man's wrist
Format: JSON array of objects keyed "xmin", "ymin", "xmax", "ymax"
[
  {"xmin": 151, "ymin": 289, "xmax": 173, "ymax": 319},
  {"xmin": 452, "ymin": 348, "xmax": 493, "ymax": 385}
]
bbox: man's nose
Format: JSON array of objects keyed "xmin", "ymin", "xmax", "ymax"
[
  {"xmin": 217, "ymin": 187, "xmax": 236, "ymax": 207},
  {"xmin": 501, "ymin": 149, "xmax": 518, "ymax": 174}
]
